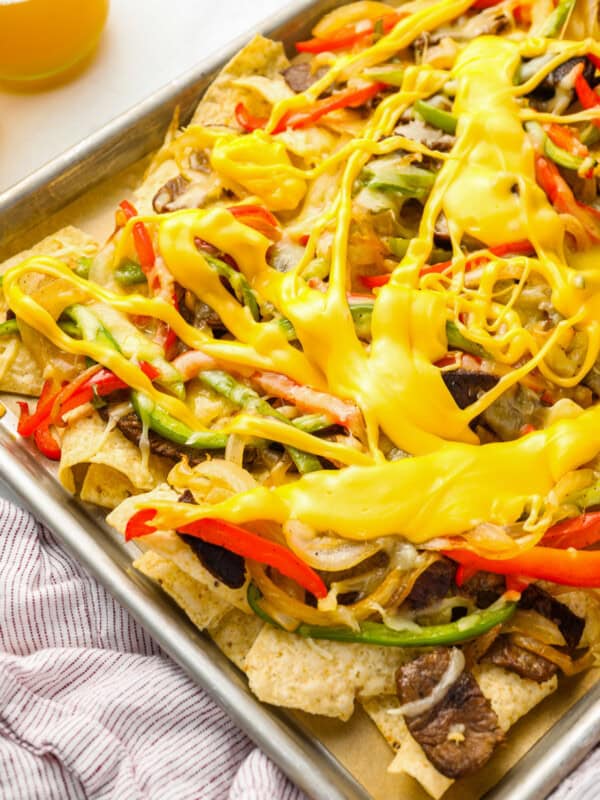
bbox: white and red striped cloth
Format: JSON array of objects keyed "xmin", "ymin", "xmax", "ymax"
[
  {"xmin": 0, "ymin": 499, "xmax": 305, "ymax": 800},
  {"xmin": 0, "ymin": 497, "xmax": 596, "ymax": 800}
]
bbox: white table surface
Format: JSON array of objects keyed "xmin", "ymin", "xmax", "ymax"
[{"xmin": 0, "ymin": 0, "xmax": 285, "ymax": 193}]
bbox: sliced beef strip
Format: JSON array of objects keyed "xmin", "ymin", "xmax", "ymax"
[
  {"xmin": 153, "ymin": 175, "xmax": 190, "ymax": 214},
  {"xmin": 480, "ymin": 383, "xmax": 542, "ymax": 441},
  {"xmin": 282, "ymin": 62, "xmax": 329, "ymax": 93},
  {"xmin": 397, "ymin": 648, "xmax": 503, "ymax": 779},
  {"xmin": 485, "ymin": 636, "xmax": 558, "ymax": 683},
  {"xmin": 442, "ymin": 370, "xmax": 499, "ymax": 411},
  {"xmin": 394, "ymin": 118, "xmax": 456, "ymax": 153},
  {"xmin": 177, "ymin": 490, "xmax": 246, "ymax": 589},
  {"xmin": 113, "ymin": 412, "xmax": 211, "ymax": 466},
  {"xmin": 528, "ymin": 57, "xmax": 595, "ymax": 103},
  {"xmin": 519, "ymin": 584, "xmax": 584, "ymax": 650},
  {"xmin": 408, "ymin": 558, "xmax": 456, "ymax": 610},
  {"xmin": 460, "ymin": 571, "xmax": 506, "ymax": 609}
]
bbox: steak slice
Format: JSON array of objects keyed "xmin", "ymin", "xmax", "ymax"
[
  {"xmin": 460, "ymin": 571, "xmax": 506, "ymax": 608},
  {"xmin": 519, "ymin": 584, "xmax": 584, "ymax": 650},
  {"xmin": 408, "ymin": 559, "xmax": 456, "ymax": 610},
  {"xmin": 442, "ymin": 370, "xmax": 498, "ymax": 410},
  {"xmin": 282, "ymin": 62, "xmax": 329, "ymax": 93},
  {"xmin": 178, "ymin": 489, "xmax": 246, "ymax": 589},
  {"xmin": 397, "ymin": 649, "xmax": 503, "ymax": 779},
  {"xmin": 486, "ymin": 636, "xmax": 557, "ymax": 683},
  {"xmin": 114, "ymin": 412, "xmax": 211, "ymax": 466}
]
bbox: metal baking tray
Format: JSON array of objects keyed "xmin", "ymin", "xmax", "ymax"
[{"xmin": 2, "ymin": 2, "xmax": 600, "ymax": 797}]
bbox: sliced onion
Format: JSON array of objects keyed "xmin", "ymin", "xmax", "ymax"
[
  {"xmin": 284, "ymin": 519, "xmax": 382, "ymax": 571},
  {"xmin": 225, "ymin": 434, "xmax": 246, "ymax": 467},
  {"xmin": 510, "ymin": 633, "xmax": 594, "ymax": 676},
  {"xmin": 168, "ymin": 457, "xmax": 256, "ymax": 503},
  {"xmin": 388, "ymin": 648, "xmax": 465, "ymax": 718},
  {"xmin": 504, "ymin": 609, "xmax": 565, "ymax": 647}
]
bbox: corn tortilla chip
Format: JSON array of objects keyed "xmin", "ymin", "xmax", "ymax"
[
  {"xmin": 80, "ymin": 463, "xmax": 138, "ymax": 509},
  {"xmin": 0, "ymin": 226, "xmax": 98, "ymax": 397},
  {"xmin": 59, "ymin": 411, "xmax": 171, "ymax": 496},
  {"xmin": 209, "ymin": 608, "xmax": 264, "ymax": 671},
  {"xmin": 134, "ymin": 550, "xmax": 232, "ymax": 630},
  {"xmin": 244, "ymin": 627, "xmax": 412, "ymax": 721},
  {"xmin": 190, "ymin": 35, "xmax": 289, "ymax": 129}
]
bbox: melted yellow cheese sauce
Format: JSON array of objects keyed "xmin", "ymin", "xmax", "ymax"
[{"xmin": 5, "ymin": 0, "xmax": 600, "ymax": 551}]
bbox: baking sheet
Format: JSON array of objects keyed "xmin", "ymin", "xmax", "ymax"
[{"xmin": 2, "ymin": 1, "xmax": 600, "ymax": 798}]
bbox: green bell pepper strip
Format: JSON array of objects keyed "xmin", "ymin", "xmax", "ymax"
[
  {"xmin": 247, "ymin": 583, "xmax": 517, "ymax": 647},
  {"xmin": 204, "ymin": 254, "xmax": 261, "ymax": 322},
  {"xmin": 131, "ymin": 390, "xmax": 228, "ymax": 450},
  {"xmin": 114, "ymin": 260, "xmax": 147, "ymax": 287},
  {"xmin": 362, "ymin": 65, "xmax": 405, "ymax": 86},
  {"xmin": 292, "ymin": 413, "xmax": 333, "ymax": 433},
  {"xmin": 527, "ymin": 121, "xmax": 590, "ymax": 173},
  {"xmin": 0, "ymin": 319, "xmax": 18, "ymax": 337},
  {"xmin": 73, "ymin": 256, "xmax": 93, "ymax": 280},
  {"xmin": 64, "ymin": 304, "xmax": 122, "ymax": 353},
  {"xmin": 544, "ymin": 135, "xmax": 585, "ymax": 171},
  {"xmin": 199, "ymin": 369, "xmax": 322, "ymax": 474},
  {"xmin": 362, "ymin": 161, "xmax": 436, "ymax": 200},
  {"xmin": 413, "ymin": 100, "xmax": 457, "ymax": 135},
  {"xmin": 65, "ymin": 304, "xmax": 185, "ymax": 400},
  {"xmin": 539, "ymin": 0, "xmax": 576, "ymax": 37},
  {"xmin": 445, "ymin": 320, "xmax": 490, "ymax": 359},
  {"xmin": 280, "ymin": 299, "xmax": 487, "ymax": 357}
]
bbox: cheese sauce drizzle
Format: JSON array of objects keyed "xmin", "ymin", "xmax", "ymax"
[{"xmin": 5, "ymin": 1, "xmax": 600, "ymax": 547}]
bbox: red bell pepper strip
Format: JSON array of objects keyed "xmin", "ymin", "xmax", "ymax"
[
  {"xmin": 235, "ymin": 102, "xmax": 268, "ymax": 132},
  {"xmin": 545, "ymin": 124, "xmax": 589, "ymax": 159},
  {"xmin": 34, "ymin": 422, "xmax": 61, "ymax": 461},
  {"xmin": 360, "ymin": 240, "xmax": 535, "ymax": 288},
  {"xmin": 272, "ymin": 82, "xmax": 385, "ymax": 133},
  {"xmin": 250, "ymin": 369, "xmax": 360, "ymax": 429},
  {"xmin": 119, "ymin": 199, "xmax": 138, "ymax": 220},
  {"xmin": 445, "ymin": 547, "xmax": 600, "ymax": 588},
  {"xmin": 118, "ymin": 199, "xmax": 156, "ymax": 273},
  {"xmin": 49, "ymin": 364, "xmax": 102, "ymax": 425},
  {"xmin": 17, "ymin": 379, "xmax": 61, "ymax": 437},
  {"xmin": 229, "ymin": 204, "xmax": 281, "ymax": 241},
  {"xmin": 125, "ymin": 510, "xmax": 328, "ymax": 598},
  {"xmin": 575, "ymin": 70, "xmax": 600, "ymax": 129},
  {"xmin": 587, "ymin": 52, "xmax": 600, "ymax": 71},
  {"xmin": 535, "ymin": 155, "xmax": 600, "ymax": 241},
  {"xmin": 471, "ymin": 0, "xmax": 502, "ymax": 7},
  {"xmin": 541, "ymin": 510, "xmax": 600, "ymax": 550},
  {"xmin": 296, "ymin": 13, "xmax": 401, "ymax": 54},
  {"xmin": 236, "ymin": 84, "xmax": 384, "ymax": 135}
]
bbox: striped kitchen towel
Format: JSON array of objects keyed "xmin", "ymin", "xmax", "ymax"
[
  {"xmin": 0, "ymin": 499, "xmax": 304, "ymax": 800},
  {"xmin": 0, "ymin": 497, "xmax": 596, "ymax": 800}
]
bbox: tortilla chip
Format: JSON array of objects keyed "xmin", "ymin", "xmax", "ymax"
[
  {"xmin": 209, "ymin": 608, "xmax": 264, "ymax": 671},
  {"xmin": 0, "ymin": 226, "xmax": 98, "ymax": 396},
  {"xmin": 473, "ymin": 663, "xmax": 557, "ymax": 732},
  {"xmin": 363, "ymin": 696, "xmax": 453, "ymax": 800},
  {"xmin": 108, "ymin": 486, "xmax": 250, "ymax": 612},
  {"xmin": 0, "ymin": 336, "xmax": 43, "ymax": 397},
  {"xmin": 244, "ymin": 627, "xmax": 412, "ymax": 720},
  {"xmin": 363, "ymin": 662, "xmax": 557, "ymax": 799},
  {"xmin": 134, "ymin": 549, "xmax": 232, "ymax": 630},
  {"xmin": 190, "ymin": 35, "xmax": 290, "ymax": 129},
  {"xmin": 59, "ymin": 412, "xmax": 170, "ymax": 497},
  {"xmin": 0, "ymin": 225, "xmax": 98, "ymax": 282},
  {"xmin": 80, "ymin": 463, "xmax": 138, "ymax": 509}
]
